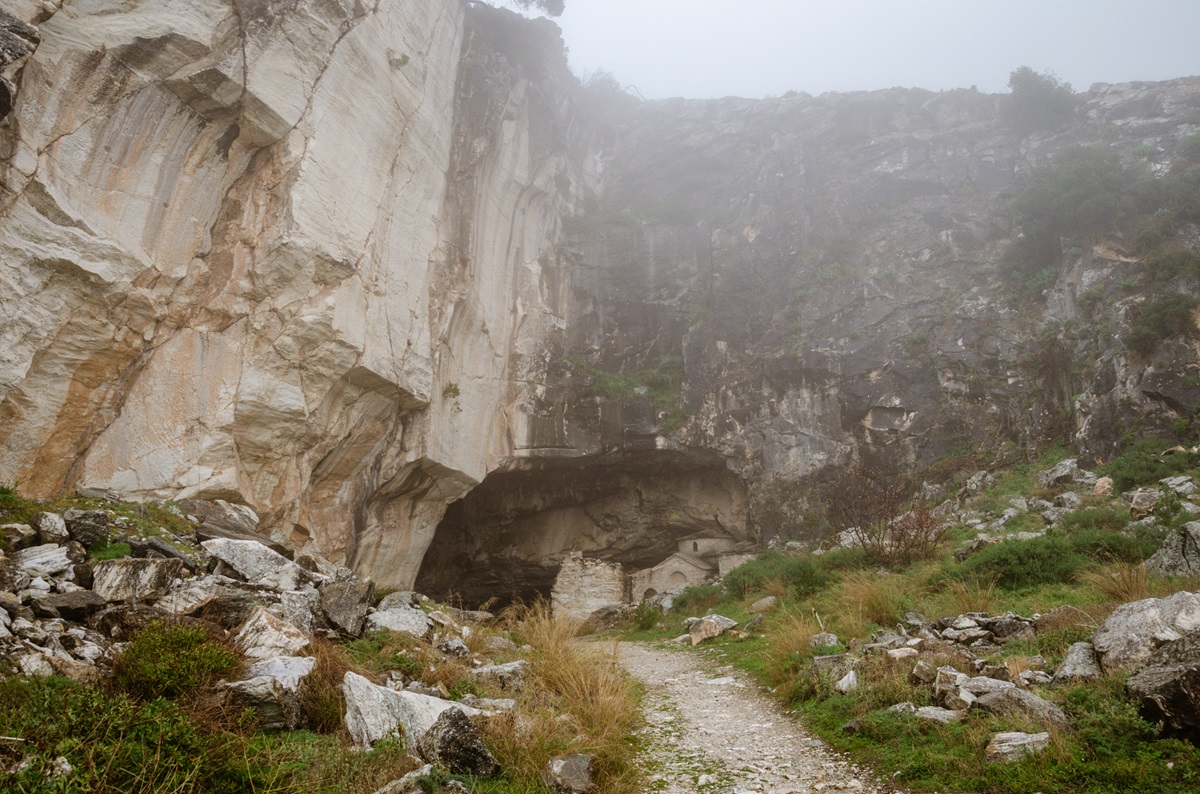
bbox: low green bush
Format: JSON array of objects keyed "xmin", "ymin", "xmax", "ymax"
[
  {"xmin": 672, "ymin": 583, "xmax": 724, "ymax": 613},
  {"xmin": 0, "ymin": 676, "xmax": 264, "ymax": 793},
  {"xmin": 632, "ymin": 599, "xmax": 659, "ymax": 630},
  {"xmin": 958, "ymin": 535, "xmax": 1084, "ymax": 589},
  {"xmin": 113, "ymin": 621, "xmax": 240, "ymax": 700},
  {"xmin": 723, "ymin": 550, "xmax": 828, "ymax": 598}
]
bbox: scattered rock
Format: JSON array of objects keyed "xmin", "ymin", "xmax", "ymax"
[
  {"xmin": 372, "ymin": 764, "xmax": 435, "ymax": 794},
  {"xmin": 320, "ymin": 579, "xmax": 373, "ymax": 636},
  {"xmin": 30, "ymin": 513, "xmax": 68, "ymax": 545},
  {"xmin": 1092, "ymin": 591, "xmax": 1200, "ymax": 673},
  {"xmin": 689, "ymin": 613, "xmax": 739, "ymax": 645},
  {"xmin": 92, "ymin": 558, "xmax": 184, "ymax": 602},
  {"xmin": 887, "ymin": 701, "xmax": 917, "ymax": 715},
  {"xmin": 809, "ymin": 631, "xmax": 841, "ymax": 648},
  {"xmin": 1036, "ymin": 459, "xmax": 1081, "ymax": 488},
  {"xmin": 234, "ymin": 606, "xmax": 310, "ymax": 660},
  {"xmin": 416, "ymin": 706, "xmax": 499, "ymax": 777},
  {"xmin": 224, "ymin": 656, "xmax": 316, "ymax": 731},
  {"xmin": 915, "ymin": 706, "xmax": 963, "ymax": 724},
  {"xmin": 1145, "ymin": 522, "xmax": 1200, "ymax": 577},
  {"xmin": 201, "ymin": 538, "xmax": 311, "ymax": 591},
  {"xmin": 367, "ymin": 605, "xmax": 432, "ymax": 638},
  {"xmin": 1125, "ymin": 628, "xmax": 1200, "ymax": 739},
  {"xmin": 963, "ymin": 471, "xmax": 996, "ymax": 497},
  {"xmin": 541, "ymin": 753, "xmax": 596, "ymax": 794},
  {"xmin": 15, "ymin": 544, "xmax": 74, "ymax": 577},
  {"xmin": 972, "ymin": 687, "xmax": 1069, "ymax": 730},
  {"xmin": 470, "ymin": 660, "xmax": 529, "ymax": 691},
  {"xmin": 1129, "ymin": 489, "xmax": 1161, "ymax": 519},
  {"xmin": 438, "ymin": 637, "xmax": 470, "ymax": 657},
  {"xmin": 343, "ymin": 672, "xmax": 479, "ymax": 748},
  {"xmin": 30, "ymin": 590, "xmax": 107, "ymax": 621},
  {"xmin": 1052, "ymin": 642, "xmax": 1102, "ymax": 685},
  {"xmin": 1093, "ymin": 476, "xmax": 1114, "ymax": 497},
  {"xmin": 835, "ymin": 670, "xmax": 858, "ymax": 693},
  {"xmin": 62, "ymin": 509, "xmax": 109, "ymax": 548},
  {"xmin": 749, "ymin": 596, "xmax": 777, "ymax": 613},
  {"xmin": 985, "ymin": 731, "xmax": 1050, "ymax": 763}
]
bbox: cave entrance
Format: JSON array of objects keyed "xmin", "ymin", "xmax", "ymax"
[{"xmin": 414, "ymin": 450, "xmax": 750, "ymax": 608}]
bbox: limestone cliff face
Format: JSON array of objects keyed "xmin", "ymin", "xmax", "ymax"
[
  {"xmin": 0, "ymin": 0, "xmax": 597, "ymax": 586},
  {"xmin": 3, "ymin": 1, "xmax": 1199, "ymax": 596}
]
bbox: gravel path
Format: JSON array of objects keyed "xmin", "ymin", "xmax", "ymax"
[{"xmin": 619, "ymin": 642, "xmax": 893, "ymax": 794}]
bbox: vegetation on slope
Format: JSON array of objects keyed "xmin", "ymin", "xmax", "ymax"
[{"xmin": 617, "ymin": 442, "xmax": 1200, "ymax": 794}]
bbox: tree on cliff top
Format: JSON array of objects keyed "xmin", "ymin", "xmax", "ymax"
[
  {"xmin": 1006, "ymin": 66, "xmax": 1076, "ymax": 133},
  {"xmin": 508, "ymin": 0, "xmax": 565, "ymax": 16}
]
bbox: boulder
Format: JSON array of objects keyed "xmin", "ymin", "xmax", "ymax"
[
  {"xmin": 689, "ymin": 613, "xmax": 739, "ymax": 645},
  {"xmin": 809, "ymin": 631, "xmax": 841, "ymax": 648},
  {"xmin": 61, "ymin": 509, "xmax": 109, "ymax": 548},
  {"xmin": 985, "ymin": 731, "xmax": 1050, "ymax": 763},
  {"xmin": 377, "ymin": 591, "xmax": 420, "ymax": 610},
  {"xmin": 30, "ymin": 590, "xmax": 107, "ymax": 621},
  {"xmin": 88, "ymin": 604, "xmax": 173, "ymax": 640},
  {"xmin": 320, "ymin": 579, "xmax": 373, "ymax": 636},
  {"xmin": 1125, "ymin": 629, "xmax": 1200, "ymax": 738},
  {"xmin": 469, "ymin": 660, "xmax": 529, "ymax": 691},
  {"xmin": 1093, "ymin": 476, "xmax": 1115, "ymax": 497},
  {"xmin": 915, "ymin": 706, "xmax": 963, "ymax": 724},
  {"xmin": 812, "ymin": 653, "xmax": 859, "ymax": 683},
  {"xmin": 749, "ymin": 596, "xmax": 778, "ymax": 613},
  {"xmin": 223, "ymin": 656, "xmax": 315, "ymax": 731},
  {"xmin": 234, "ymin": 606, "xmax": 310, "ymax": 660},
  {"xmin": 1052, "ymin": 642, "xmax": 1102, "ymax": 685},
  {"xmin": 201, "ymin": 538, "xmax": 311, "ymax": 591},
  {"xmin": 416, "ymin": 706, "xmax": 499, "ymax": 776},
  {"xmin": 342, "ymin": 672, "xmax": 479, "ymax": 748},
  {"xmin": 834, "ymin": 670, "xmax": 858, "ymax": 693},
  {"xmin": 1145, "ymin": 522, "xmax": 1200, "ymax": 577},
  {"xmin": 92, "ymin": 558, "xmax": 184, "ymax": 602},
  {"xmin": 972, "ymin": 687, "xmax": 1069, "ymax": 730},
  {"xmin": 438, "ymin": 637, "xmax": 470, "ymax": 658},
  {"xmin": 367, "ymin": 605, "xmax": 432, "ymax": 638},
  {"xmin": 959, "ymin": 676, "xmax": 1016, "ymax": 696},
  {"xmin": 1, "ymin": 522, "xmax": 37, "ymax": 550},
  {"xmin": 1092, "ymin": 591, "xmax": 1200, "ymax": 673},
  {"xmin": 1036, "ymin": 458, "xmax": 1081, "ymax": 489},
  {"xmin": 30, "ymin": 513, "xmax": 68, "ymax": 545},
  {"xmin": 963, "ymin": 471, "xmax": 996, "ymax": 496},
  {"xmin": 541, "ymin": 753, "xmax": 597, "ymax": 794},
  {"xmin": 1129, "ymin": 489, "xmax": 1161, "ymax": 519},
  {"xmin": 15, "ymin": 544, "xmax": 73, "ymax": 577}
]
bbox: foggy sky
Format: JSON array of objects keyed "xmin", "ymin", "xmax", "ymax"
[{"xmin": 550, "ymin": 0, "xmax": 1200, "ymax": 100}]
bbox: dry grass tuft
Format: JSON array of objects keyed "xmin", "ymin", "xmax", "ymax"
[
  {"xmin": 938, "ymin": 576, "xmax": 998, "ymax": 615},
  {"xmin": 836, "ymin": 571, "xmax": 911, "ymax": 632},
  {"xmin": 485, "ymin": 602, "xmax": 642, "ymax": 794},
  {"xmin": 1079, "ymin": 561, "xmax": 1150, "ymax": 602},
  {"xmin": 764, "ymin": 611, "xmax": 822, "ymax": 683},
  {"xmin": 299, "ymin": 637, "xmax": 356, "ymax": 735}
]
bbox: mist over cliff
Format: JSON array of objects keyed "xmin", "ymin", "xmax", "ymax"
[{"xmin": 2, "ymin": 0, "xmax": 1198, "ymax": 600}]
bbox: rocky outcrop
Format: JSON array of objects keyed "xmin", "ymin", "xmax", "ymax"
[{"xmin": 1125, "ymin": 629, "xmax": 1200, "ymax": 739}]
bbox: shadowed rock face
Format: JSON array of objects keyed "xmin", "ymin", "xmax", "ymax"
[
  {"xmin": 415, "ymin": 451, "xmax": 748, "ymax": 607},
  {"xmin": 3, "ymin": 1, "xmax": 1200, "ymax": 599}
]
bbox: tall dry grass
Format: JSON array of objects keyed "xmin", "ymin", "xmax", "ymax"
[
  {"xmin": 937, "ymin": 576, "xmax": 998, "ymax": 615},
  {"xmin": 485, "ymin": 602, "xmax": 642, "ymax": 794},
  {"xmin": 1078, "ymin": 561, "xmax": 1150, "ymax": 602},
  {"xmin": 835, "ymin": 571, "xmax": 912, "ymax": 633}
]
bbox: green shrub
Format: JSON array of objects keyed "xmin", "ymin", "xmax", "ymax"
[
  {"xmin": 958, "ymin": 535, "xmax": 1085, "ymax": 589},
  {"xmin": 113, "ymin": 621, "xmax": 240, "ymax": 700},
  {"xmin": 1057, "ymin": 507, "xmax": 1131, "ymax": 535},
  {"xmin": 1100, "ymin": 436, "xmax": 1200, "ymax": 491},
  {"xmin": 1125, "ymin": 291, "xmax": 1199, "ymax": 357},
  {"xmin": 723, "ymin": 550, "xmax": 829, "ymax": 598},
  {"xmin": 672, "ymin": 583, "xmax": 725, "ymax": 613},
  {"xmin": 632, "ymin": 599, "xmax": 659, "ymax": 630},
  {"xmin": 1144, "ymin": 247, "xmax": 1200, "ymax": 285}
]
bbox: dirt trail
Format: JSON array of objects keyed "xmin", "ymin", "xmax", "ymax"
[{"xmin": 619, "ymin": 642, "xmax": 893, "ymax": 794}]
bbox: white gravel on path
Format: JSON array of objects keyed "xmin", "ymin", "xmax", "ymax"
[{"xmin": 619, "ymin": 642, "xmax": 897, "ymax": 794}]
